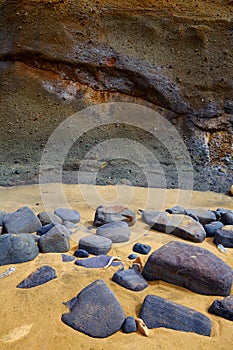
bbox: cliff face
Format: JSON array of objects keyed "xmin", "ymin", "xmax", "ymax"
[{"xmin": 0, "ymin": 0, "xmax": 233, "ymax": 191}]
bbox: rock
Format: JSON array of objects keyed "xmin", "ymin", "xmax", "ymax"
[
  {"xmin": 37, "ymin": 211, "xmax": 62, "ymax": 225},
  {"xmin": 79, "ymin": 235, "xmax": 112, "ymax": 255},
  {"xmin": 37, "ymin": 223, "xmax": 55, "ymax": 236},
  {"xmin": 75, "ymin": 255, "xmax": 120, "ymax": 268},
  {"xmin": 165, "ymin": 206, "xmax": 186, "ymax": 214},
  {"xmin": 140, "ymin": 295, "xmax": 211, "ymax": 336},
  {"xmin": 204, "ymin": 221, "xmax": 224, "ymax": 237},
  {"xmin": 61, "ymin": 279, "xmax": 125, "ymax": 338},
  {"xmin": 230, "ymin": 185, "xmax": 233, "ymax": 196},
  {"xmin": 63, "ymin": 221, "xmax": 78, "ymax": 229},
  {"xmin": 151, "ymin": 212, "xmax": 206, "ymax": 243},
  {"xmin": 135, "ymin": 318, "xmax": 150, "ymax": 337},
  {"xmin": 38, "ymin": 224, "xmax": 70, "ymax": 253},
  {"xmin": 140, "ymin": 210, "xmax": 163, "ymax": 226},
  {"xmin": 208, "ymin": 295, "xmax": 233, "ymax": 321},
  {"xmin": 0, "ymin": 233, "xmax": 39, "ymax": 266},
  {"xmin": 3, "ymin": 206, "xmax": 42, "ymax": 233},
  {"xmin": 214, "ymin": 229, "xmax": 233, "ymax": 248},
  {"xmin": 61, "ymin": 254, "xmax": 75, "ymax": 262},
  {"xmin": 185, "ymin": 208, "xmax": 216, "ymax": 225},
  {"xmin": 133, "ymin": 243, "xmax": 151, "ymax": 255},
  {"xmin": 93, "ymin": 205, "xmax": 136, "ymax": 227},
  {"xmin": 74, "ymin": 249, "xmax": 89, "ymax": 258},
  {"xmin": 17, "ymin": 265, "xmax": 57, "ymax": 288},
  {"xmin": 220, "ymin": 212, "xmax": 233, "ymax": 225},
  {"xmin": 122, "ymin": 317, "xmax": 137, "ymax": 333},
  {"xmin": 112, "ymin": 268, "xmax": 148, "ymax": 291},
  {"xmin": 216, "ymin": 208, "xmax": 233, "ymax": 214},
  {"xmin": 224, "ymin": 101, "xmax": 233, "ymax": 114},
  {"xmin": 54, "ymin": 208, "xmax": 80, "ymax": 223},
  {"xmin": 142, "ymin": 241, "xmax": 233, "ymax": 296},
  {"xmin": 96, "ymin": 221, "xmax": 130, "ymax": 243},
  {"xmin": 128, "ymin": 253, "xmax": 138, "ymax": 260}
]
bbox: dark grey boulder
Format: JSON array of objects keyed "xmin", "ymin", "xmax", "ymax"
[
  {"xmin": 142, "ymin": 241, "xmax": 232, "ymax": 296},
  {"xmin": 122, "ymin": 316, "xmax": 137, "ymax": 333},
  {"xmin": 204, "ymin": 221, "xmax": 224, "ymax": 237},
  {"xmin": 165, "ymin": 206, "xmax": 186, "ymax": 215},
  {"xmin": 79, "ymin": 235, "xmax": 112, "ymax": 255},
  {"xmin": 214, "ymin": 229, "xmax": 233, "ymax": 248},
  {"xmin": 38, "ymin": 224, "xmax": 70, "ymax": 253},
  {"xmin": 151, "ymin": 212, "xmax": 206, "ymax": 243},
  {"xmin": 61, "ymin": 279, "xmax": 125, "ymax": 338},
  {"xmin": 220, "ymin": 212, "xmax": 233, "ymax": 225},
  {"xmin": 37, "ymin": 211, "xmax": 62, "ymax": 225},
  {"xmin": 17, "ymin": 265, "xmax": 57, "ymax": 288},
  {"xmin": 139, "ymin": 210, "xmax": 163, "ymax": 226},
  {"xmin": 3, "ymin": 206, "xmax": 42, "ymax": 233},
  {"xmin": 93, "ymin": 205, "xmax": 135, "ymax": 227},
  {"xmin": 140, "ymin": 295, "xmax": 211, "ymax": 336},
  {"xmin": 208, "ymin": 295, "xmax": 233, "ymax": 321},
  {"xmin": 96, "ymin": 221, "xmax": 130, "ymax": 243},
  {"xmin": 185, "ymin": 208, "xmax": 216, "ymax": 225},
  {"xmin": 112, "ymin": 268, "xmax": 148, "ymax": 291},
  {"xmin": 0, "ymin": 233, "xmax": 39, "ymax": 266},
  {"xmin": 54, "ymin": 208, "xmax": 80, "ymax": 223},
  {"xmin": 75, "ymin": 255, "xmax": 121, "ymax": 268}
]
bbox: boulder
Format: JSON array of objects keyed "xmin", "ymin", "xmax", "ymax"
[
  {"xmin": 17, "ymin": 265, "xmax": 57, "ymax": 288},
  {"xmin": 93, "ymin": 205, "xmax": 135, "ymax": 227},
  {"xmin": 0, "ymin": 233, "xmax": 39, "ymax": 266},
  {"xmin": 54, "ymin": 208, "xmax": 80, "ymax": 223},
  {"xmin": 38, "ymin": 224, "xmax": 70, "ymax": 253},
  {"xmin": 96, "ymin": 221, "xmax": 130, "ymax": 243},
  {"xmin": 151, "ymin": 212, "xmax": 206, "ymax": 243},
  {"xmin": 208, "ymin": 295, "xmax": 233, "ymax": 321},
  {"xmin": 78, "ymin": 235, "xmax": 112, "ymax": 255},
  {"xmin": 112, "ymin": 268, "xmax": 148, "ymax": 291},
  {"xmin": 204, "ymin": 221, "xmax": 224, "ymax": 237},
  {"xmin": 140, "ymin": 210, "xmax": 163, "ymax": 226},
  {"xmin": 140, "ymin": 295, "xmax": 211, "ymax": 336},
  {"xmin": 37, "ymin": 211, "xmax": 62, "ymax": 225},
  {"xmin": 214, "ymin": 229, "xmax": 233, "ymax": 248},
  {"xmin": 3, "ymin": 206, "xmax": 42, "ymax": 233},
  {"xmin": 142, "ymin": 241, "xmax": 232, "ymax": 296},
  {"xmin": 61, "ymin": 279, "xmax": 125, "ymax": 338}
]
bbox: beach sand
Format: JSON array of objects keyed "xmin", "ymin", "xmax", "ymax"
[{"xmin": 0, "ymin": 184, "xmax": 232, "ymax": 350}]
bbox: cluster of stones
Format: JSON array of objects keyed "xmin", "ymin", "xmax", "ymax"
[{"xmin": 0, "ymin": 204, "xmax": 233, "ymax": 338}]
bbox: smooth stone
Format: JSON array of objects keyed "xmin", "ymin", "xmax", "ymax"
[
  {"xmin": 62, "ymin": 254, "xmax": 75, "ymax": 262},
  {"xmin": 93, "ymin": 205, "xmax": 136, "ymax": 227},
  {"xmin": 165, "ymin": 206, "xmax": 186, "ymax": 215},
  {"xmin": 17, "ymin": 265, "xmax": 57, "ymax": 288},
  {"xmin": 79, "ymin": 235, "xmax": 112, "ymax": 255},
  {"xmin": 128, "ymin": 253, "xmax": 138, "ymax": 260},
  {"xmin": 140, "ymin": 210, "xmax": 163, "ymax": 226},
  {"xmin": 75, "ymin": 255, "xmax": 116, "ymax": 268},
  {"xmin": 185, "ymin": 208, "xmax": 216, "ymax": 225},
  {"xmin": 61, "ymin": 279, "xmax": 125, "ymax": 338},
  {"xmin": 0, "ymin": 234, "xmax": 39, "ymax": 266},
  {"xmin": 142, "ymin": 241, "xmax": 233, "ymax": 296},
  {"xmin": 96, "ymin": 221, "xmax": 130, "ymax": 243},
  {"xmin": 122, "ymin": 316, "xmax": 137, "ymax": 333},
  {"xmin": 208, "ymin": 295, "xmax": 233, "ymax": 321},
  {"xmin": 63, "ymin": 221, "xmax": 78, "ymax": 229},
  {"xmin": 37, "ymin": 223, "xmax": 55, "ymax": 236},
  {"xmin": 54, "ymin": 208, "xmax": 80, "ymax": 223},
  {"xmin": 74, "ymin": 249, "xmax": 89, "ymax": 258},
  {"xmin": 151, "ymin": 212, "xmax": 206, "ymax": 243},
  {"xmin": 112, "ymin": 268, "xmax": 148, "ymax": 291},
  {"xmin": 214, "ymin": 229, "xmax": 233, "ymax": 248},
  {"xmin": 133, "ymin": 243, "xmax": 151, "ymax": 255},
  {"xmin": 37, "ymin": 211, "xmax": 62, "ymax": 225},
  {"xmin": 220, "ymin": 212, "xmax": 233, "ymax": 225},
  {"xmin": 3, "ymin": 206, "xmax": 42, "ymax": 233},
  {"xmin": 140, "ymin": 295, "xmax": 211, "ymax": 336},
  {"xmin": 204, "ymin": 221, "xmax": 224, "ymax": 237},
  {"xmin": 38, "ymin": 224, "xmax": 70, "ymax": 253}
]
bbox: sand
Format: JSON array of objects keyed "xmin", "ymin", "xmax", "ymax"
[{"xmin": 0, "ymin": 184, "xmax": 232, "ymax": 350}]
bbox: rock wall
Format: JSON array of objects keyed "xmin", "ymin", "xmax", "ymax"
[{"xmin": 0, "ymin": 0, "xmax": 232, "ymax": 191}]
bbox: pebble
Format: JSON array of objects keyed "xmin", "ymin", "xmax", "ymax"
[
  {"xmin": 214, "ymin": 229, "xmax": 233, "ymax": 248},
  {"xmin": 74, "ymin": 249, "xmax": 89, "ymax": 258},
  {"xmin": 38, "ymin": 224, "xmax": 70, "ymax": 253},
  {"xmin": 78, "ymin": 235, "xmax": 112, "ymax": 255},
  {"xmin": 17, "ymin": 265, "xmax": 57, "ymax": 288},
  {"xmin": 135, "ymin": 318, "xmax": 149, "ymax": 337},
  {"xmin": 133, "ymin": 243, "xmax": 151, "ymax": 255},
  {"xmin": 0, "ymin": 266, "xmax": 16, "ymax": 278},
  {"xmin": 61, "ymin": 254, "xmax": 75, "ymax": 262},
  {"xmin": 142, "ymin": 241, "xmax": 232, "ymax": 296},
  {"xmin": 93, "ymin": 205, "xmax": 136, "ymax": 227},
  {"xmin": 140, "ymin": 295, "xmax": 211, "ymax": 336},
  {"xmin": 208, "ymin": 295, "xmax": 233, "ymax": 321},
  {"xmin": 112, "ymin": 268, "xmax": 148, "ymax": 291},
  {"xmin": 61, "ymin": 279, "xmax": 125, "ymax": 338},
  {"xmin": 96, "ymin": 221, "xmax": 130, "ymax": 243},
  {"xmin": 204, "ymin": 221, "xmax": 224, "ymax": 237},
  {"xmin": 3, "ymin": 206, "xmax": 42, "ymax": 233},
  {"xmin": 54, "ymin": 208, "xmax": 80, "ymax": 223},
  {"xmin": 122, "ymin": 316, "xmax": 137, "ymax": 333},
  {"xmin": 37, "ymin": 211, "xmax": 62, "ymax": 225},
  {"xmin": 128, "ymin": 253, "xmax": 138, "ymax": 260}
]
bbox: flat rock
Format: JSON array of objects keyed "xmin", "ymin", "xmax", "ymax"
[
  {"xmin": 79, "ymin": 235, "xmax": 112, "ymax": 255},
  {"xmin": 140, "ymin": 295, "xmax": 211, "ymax": 336},
  {"xmin": 0, "ymin": 234, "xmax": 39, "ymax": 266},
  {"xmin": 185, "ymin": 208, "xmax": 216, "ymax": 225},
  {"xmin": 214, "ymin": 229, "xmax": 233, "ymax": 248},
  {"xmin": 151, "ymin": 212, "xmax": 206, "ymax": 243},
  {"xmin": 208, "ymin": 295, "xmax": 233, "ymax": 321},
  {"xmin": 75, "ymin": 255, "xmax": 120, "ymax": 268},
  {"xmin": 96, "ymin": 221, "xmax": 130, "ymax": 243},
  {"xmin": 61, "ymin": 279, "xmax": 125, "ymax": 338},
  {"xmin": 140, "ymin": 210, "xmax": 163, "ymax": 226},
  {"xmin": 54, "ymin": 208, "xmax": 80, "ymax": 223},
  {"xmin": 37, "ymin": 211, "xmax": 62, "ymax": 225},
  {"xmin": 133, "ymin": 242, "xmax": 151, "ymax": 255},
  {"xmin": 142, "ymin": 241, "xmax": 233, "ymax": 296},
  {"xmin": 112, "ymin": 268, "xmax": 148, "ymax": 291},
  {"xmin": 93, "ymin": 205, "xmax": 136, "ymax": 227},
  {"xmin": 17, "ymin": 265, "xmax": 57, "ymax": 288},
  {"xmin": 204, "ymin": 221, "xmax": 224, "ymax": 237},
  {"xmin": 38, "ymin": 224, "xmax": 70, "ymax": 253},
  {"xmin": 220, "ymin": 212, "xmax": 233, "ymax": 225},
  {"xmin": 3, "ymin": 206, "xmax": 42, "ymax": 233},
  {"xmin": 61, "ymin": 254, "xmax": 75, "ymax": 262},
  {"xmin": 122, "ymin": 316, "xmax": 137, "ymax": 333}
]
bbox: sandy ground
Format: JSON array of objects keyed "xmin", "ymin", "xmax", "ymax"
[{"xmin": 0, "ymin": 184, "xmax": 232, "ymax": 350}]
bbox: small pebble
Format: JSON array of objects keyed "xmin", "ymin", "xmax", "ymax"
[
  {"xmin": 135, "ymin": 318, "xmax": 149, "ymax": 337},
  {"xmin": 128, "ymin": 253, "xmax": 138, "ymax": 260},
  {"xmin": 62, "ymin": 254, "xmax": 75, "ymax": 262},
  {"xmin": 133, "ymin": 243, "xmax": 151, "ymax": 255},
  {"xmin": 74, "ymin": 249, "xmax": 89, "ymax": 258},
  {"xmin": 122, "ymin": 316, "xmax": 137, "ymax": 333}
]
